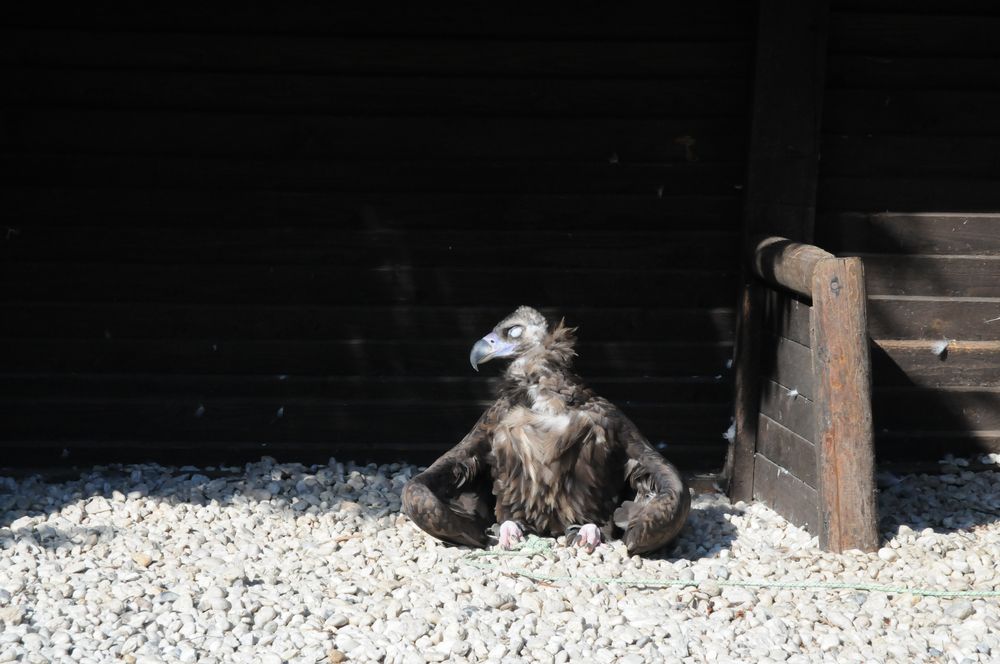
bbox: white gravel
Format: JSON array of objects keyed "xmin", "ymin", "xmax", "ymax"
[{"xmin": 1, "ymin": 455, "xmax": 999, "ymax": 663}]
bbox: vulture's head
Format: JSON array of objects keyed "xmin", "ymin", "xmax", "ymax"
[{"xmin": 470, "ymin": 306, "xmax": 570, "ymax": 371}]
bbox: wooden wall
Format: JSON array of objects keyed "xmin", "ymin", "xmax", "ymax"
[
  {"xmin": 818, "ymin": 0, "xmax": 1000, "ymax": 461},
  {"xmin": 0, "ymin": 5, "xmax": 754, "ymax": 468}
]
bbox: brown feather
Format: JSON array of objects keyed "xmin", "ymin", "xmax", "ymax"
[{"xmin": 404, "ymin": 307, "xmax": 690, "ymax": 554}]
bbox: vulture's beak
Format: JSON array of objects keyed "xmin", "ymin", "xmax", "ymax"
[{"xmin": 469, "ymin": 332, "xmax": 515, "ymax": 371}]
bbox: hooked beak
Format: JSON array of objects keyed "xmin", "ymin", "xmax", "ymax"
[{"xmin": 469, "ymin": 332, "xmax": 516, "ymax": 371}]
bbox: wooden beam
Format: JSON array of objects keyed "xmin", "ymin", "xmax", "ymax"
[
  {"xmin": 752, "ymin": 236, "xmax": 834, "ymax": 298},
  {"xmin": 810, "ymin": 257, "xmax": 879, "ymax": 553}
]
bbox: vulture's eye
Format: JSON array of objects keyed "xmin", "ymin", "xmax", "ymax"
[{"xmin": 508, "ymin": 326, "xmax": 524, "ymax": 339}]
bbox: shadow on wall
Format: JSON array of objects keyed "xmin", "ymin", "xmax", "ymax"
[{"xmin": 818, "ymin": 211, "xmax": 1000, "ymax": 465}]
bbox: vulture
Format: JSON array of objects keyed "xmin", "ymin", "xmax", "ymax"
[{"xmin": 402, "ymin": 306, "xmax": 690, "ymax": 555}]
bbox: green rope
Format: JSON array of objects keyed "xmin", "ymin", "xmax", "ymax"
[{"xmin": 462, "ymin": 535, "xmax": 1000, "ymax": 599}]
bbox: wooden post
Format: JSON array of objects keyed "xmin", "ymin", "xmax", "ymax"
[
  {"xmin": 726, "ymin": 279, "xmax": 761, "ymax": 503},
  {"xmin": 811, "ymin": 257, "xmax": 879, "ymax": 552}
]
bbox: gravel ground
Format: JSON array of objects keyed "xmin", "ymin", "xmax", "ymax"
[{"xmin": 1, "ymin": 455, "xmax": 1000, "ymax": 664}]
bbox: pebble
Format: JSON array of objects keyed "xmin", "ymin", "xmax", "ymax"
[
  {"xmin": 131, "ymin": 552, "xmax": 153, "ymax": 568},
  {"xmin": 0, "ymin": 456, "xmax": 996, "ymax": 663}
]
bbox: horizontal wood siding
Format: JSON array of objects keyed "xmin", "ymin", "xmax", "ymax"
[
  {"xmin": 0, "ymin": 5, "xmax": 753, "ymax": 468},
  {"xmin": 818, "ymin": 1, "xmax": 1000, "ymax": 460}
]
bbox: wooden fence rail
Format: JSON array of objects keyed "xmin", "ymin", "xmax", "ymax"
[{"xmin": 728, "ymin": 235, "xmax": 879, "ymax": 553}]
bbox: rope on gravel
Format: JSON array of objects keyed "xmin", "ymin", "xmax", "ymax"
[{"xmin": 462, "ymin": 535, "xmax": 1000, "ymax": 599}]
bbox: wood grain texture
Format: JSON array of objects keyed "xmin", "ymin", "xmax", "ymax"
[
  {"xmin": 729, "ymin": 0, "xmax": 827, "ymax": 510},
  {"xmin": 819, "ymin": 213, "xmax": 1000, "ymax": 256},
  {"xmin": 1, "ymin": 226, "xmax": 740, "ymax": 269},
  {"xmin": 752, "ymin": 454, "xmax": 821, "ymax": 534},
  {"xmin": 874, "ymin": 387, "xmax": 1000, "ymax": 431},
  {"xmin": 761, "ymin": 288, "xmax": 812, "ymax": 347},
  {"xmin": 757, "ymin": 414, "xmax": 818, "ymax": 488},
  {"xmin": 759, "ymin": 379, "xmax": 816, "ymax": 443},
  {"xmin": 0, "ymin": 374, "xmax": 732, "ymax": 403},
  {"xmin": 726, "ymin": 280, "xmax": 760, "ymax": 502},
  {"xmin": 752, "ymin": 236, "xmax": 834, "ymax": 298},
  {"xmin": 859, "ymin": 255, "xmax": 1000, "ymax": 298},
  {"xmin": 0, "ymin": 303, "xmax": 737, "ymax": 343},
  {"xmin": 0, "ymin": 263, "xmax": 737, "ymax": 307},
  {"xmin": 873, "ymin": 340, "xmax": 1000, "ymax": 388},
  {"xmin": 0, "ymin": 339, "xmax": 735, "ymax": 378},
  {"xmin": 761, "ymin": 334, "xmax": 816, "ymax": 400},
  {"xmin": 811, "ymin": 257, "xmax": 878, "ymax": 553},
  {"xmin": 868, "ymin": 296, "xmax": 1000, "ymax": 342},
  {"xmin": 0, "ymin": 5, "xmax": 750, "ymax": 469}
]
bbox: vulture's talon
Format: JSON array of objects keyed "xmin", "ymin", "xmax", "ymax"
[
  {"xmin": 570, "ymin": 523, "xmax": 602, "ymax": 552},
  {"xmin": 497, "ymin": 520, "xmax": 523, "ymax": 550}
]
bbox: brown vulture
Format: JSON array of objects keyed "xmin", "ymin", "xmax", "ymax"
[{"xmin": 402, "ymin": 306, "xmax": 690, "ymax": 555}]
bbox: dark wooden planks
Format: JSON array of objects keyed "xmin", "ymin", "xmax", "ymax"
[
  {"xmin": 0, "ymin": 398, "xmax": 729, "ymax": 443},
  {"xmin": 821, "ymin": 135, "xmax": 1000, "ymax": 178},
  {"xmin": 0, "ymin": 29, "xmax": 752, "ymax": 78},
  {"xmin": 830, "ymin": 12, "xmax": 1000, "ymax": 56},
  {"xmin": 752, "ymin": 454, "xmax": 821, "ymax": 533},
  {"xmin": 874, "ymin": 387, "xmax": 1000, "ymax": 431},
  {"xmin": 0, "ymin": 5, "xmax": 750, "ymax": 470},
  {"xmin": 876, "ymin": 431, "xmax": 1000, "ymax": 462},
  {"xmin": 727, "ymin": 0, "xmax": 828, "ymax": 504},
  {"xmin": 825, "ymin": 91, "xmax": 1000, "ymax": 135},
  {"xmin": 819, "ymin": 1, "xmax": 1000, "ymax": 470},
  {"xmin": 0, "ymin": 263, "xmax": 737, "ymax": 307},
  {"xmin": 2, "ymin": 69, "xmax": 747, "ymax": 118},
  {"xmin": 872, "ymin": 341, "xmax": 1000, "ymax": 388},
  {"xmin": 0, "ymin": 439, "xmax": 730, "ymax": 471},
  {"xmin": 741, "ymin": 1, "xmax": 828, "ymax": 242},
  {"xmin": 0, "ymin": 154, "xmax": 743, "ymax": 196},
  {"xmin": 2, "ymin": 4, "xmax": 756, "ymax": 39},
  {"xmin": 0, "ymin": 374, "xmax": 733, "ymax": 403},
  {"xmin": 2, "ymin": 189, "xmax": 741, "ymax": 230},
  {"xmin": 2, "ymin": 110, "xmax": 746, "ymax": 162},
  {"xmin": 0, "ymin": 339, "xmax": 735, "ymax": 378},
  {"xmin": 868, "ymin": 296, "xmax": 1000, "ymax": 342},
  {"xmin": 829, "ymin": 54, "xmax": 1000, "ymax": 90},
  {"xmin": 761, "ymin": 288, "xmax": 812, "ymax": 346},
  {"xmin": 759, "ymin": 379, "xmax": 816, "ymax": 442},
  {"xmin": 0, "ymin": 304, "xmax": 737, "ymax": 343},
  {"xmin": 820, "ymin": 177, "xmax": 1000, "ymax": 213},
  {"xmin": 819, "ymin": 213, "xmax": 1000, "ymax": 256},
  {"xmin": 860, "ymin": 255, "xmax": 1000, "ymax": 298},
  {"xmin": 0, "ymin": 226, "xmax": 739, "ymax": 269},
  {"xmin": 757, "ymin": 414, "xmax": 817, "ymax": 487},
  {"xmin": 761, "ymin": 334, "xmax": 816, "ymax": 399},
  {"xmin": 833, "ymin": 1, "xmax": 1000, "ymax": 14}
]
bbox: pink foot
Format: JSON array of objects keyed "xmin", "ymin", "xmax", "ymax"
[
  {"xmin": 497, "ymin": 520, "xmax": 523, "ymax": 550},
  {"xmin": 571, "ymin": 523, "xmax": 602, "ymax": 552}
]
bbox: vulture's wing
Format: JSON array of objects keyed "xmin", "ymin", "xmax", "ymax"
[
  {"xmin": 401, "ymin": 403, "xmax": 500, "ymax": 547},
  {"xmin": 611, "ymin": 409, "xmax": 691, "ymax": 555}
]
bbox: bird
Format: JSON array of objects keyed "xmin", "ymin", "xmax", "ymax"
[{"xmin": 401, "ymin": 306, "xmax": 690, "ymax": 555}]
